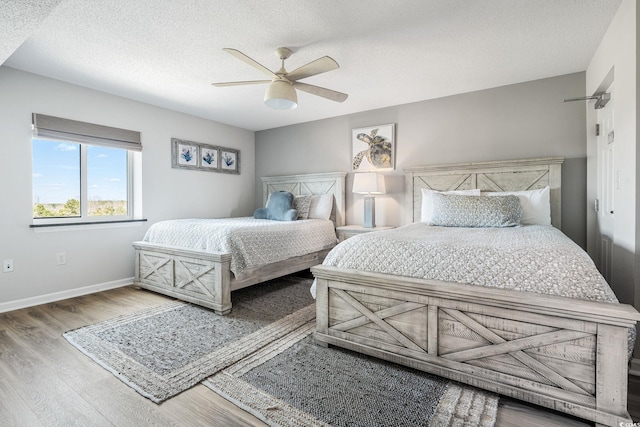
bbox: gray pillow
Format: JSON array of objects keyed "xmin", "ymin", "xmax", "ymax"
[
  {"xmin": 293, "ymin": 195, "xmax": 312, "ymax": 220},
  {"xmin": 254, "ymin": 191, "xmax": 298, "ymax": 221},
  {"xmin": 430, "ymin": 193, "xmax": 521, "ymax": 228}
]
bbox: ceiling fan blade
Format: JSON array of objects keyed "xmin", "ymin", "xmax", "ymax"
[
  {"xmin": 212, "ymin": 80, "xmax": 271, "ymax": 87},
  {"xmin": 286, "ymin": 56, "xmax": 339, "ymax": 81},
  {"xmin": 222, "ymin": 48, "xmax": 279, "ymax": 79},
  {"xmin": 293, "ymin": 82, "xmax": 348, "ymax": 103}
]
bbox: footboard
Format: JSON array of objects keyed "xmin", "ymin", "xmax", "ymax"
[
  {"xmin": 312, "ymin": 265, "xmax": 640, "ymax": 427},
  {"xmin": 133, "ymin": 242, "xmax": 232, "ymax": 314}
]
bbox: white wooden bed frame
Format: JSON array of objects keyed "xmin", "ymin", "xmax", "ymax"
[
  {"xmin": 133, "ymin": 172, "xmax": 345, "ymax": 315},
  {"xmin": 311, "ymin": 158, "xmax": 640, "ymax": 426}
]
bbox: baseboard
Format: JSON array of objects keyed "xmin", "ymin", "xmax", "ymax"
[
  {"xmin": 630, "ymin": 358, "xmax": 640, "ymax": 377},
  {"xmin": 0, "ymin": 277, "xmax": 134, "ymax": 313}
]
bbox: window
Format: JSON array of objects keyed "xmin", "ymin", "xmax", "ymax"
[{"xmin": 31, "ymin": 114, "xmax": 142, "ymax": 225}]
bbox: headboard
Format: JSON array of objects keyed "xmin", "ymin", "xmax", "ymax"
[
  {"xmin": 261, "ymin": 172, "xmax": 347, "ymax": 227},
  {"xmin": 404, "ymin": 157, "xmax": 564, "ymax": 228}
]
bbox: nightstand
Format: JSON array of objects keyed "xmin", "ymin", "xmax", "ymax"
[{"xmin": 336, "ymin": 225, "xmax": 395, "ymax": 242}]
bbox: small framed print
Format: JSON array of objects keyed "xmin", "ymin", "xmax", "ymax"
[
  {"xmin": 220, "ymin": 148, "xmax": 240, "ymax": 174},
  {"xmin": 172, "ymin": 139, "xmax": 198, "ymax": 169},
  {"xmin": 200, "ymin": 146, "xmax": 218, "ymax": 169},
  {"xmin": 171, "ymin": 138, "xmax": 240, "ymax": 174}
]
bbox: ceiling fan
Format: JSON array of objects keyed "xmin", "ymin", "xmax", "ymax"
[{"xmin": 212, "ymin": 47, "xmax": 348, "ymax": 110}]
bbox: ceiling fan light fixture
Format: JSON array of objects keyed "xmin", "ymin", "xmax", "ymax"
[
  {"xmin": 264, "ymin": 80, "xmax": 298, "ymax": 110},
  {"xmin": 214, "ymin": 47, "xmax": 346, "ymax": 108}
]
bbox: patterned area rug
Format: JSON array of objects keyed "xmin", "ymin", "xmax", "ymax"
[
  {"xmin": 203, "ymin": 322, "xmax": 499, "ymax": 427},
  {"xmin": 65, "ymin": 273, "xmax": 498, "ymax": 425},
  {"xmin": 63, "ymin": 275, "xmax": 315, "ymax": 403}
]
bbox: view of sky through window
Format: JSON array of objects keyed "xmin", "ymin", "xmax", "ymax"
[
  {"xmin": 32, "ymin": 139, "xmax": 80, "ymax": 204},
  {"xmin": 32, "ymin": 139, "xmax": 128, "ymax": 218},
  {"xmin": 87, "ymin": 145, "xmax": 127, "ymax": 203}
]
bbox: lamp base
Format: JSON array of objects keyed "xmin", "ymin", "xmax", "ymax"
[{"xmin": 363, "ymin": 196, "xmax": 376, "ymax": 228}]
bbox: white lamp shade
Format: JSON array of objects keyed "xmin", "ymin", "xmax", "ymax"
[
  {"xmin": 352, "ymin": 173, "xmax": 386, "ymax": 194},
  {"xmin": 264, "ymin": 80, "xmax": 298, "ymax": 110}
]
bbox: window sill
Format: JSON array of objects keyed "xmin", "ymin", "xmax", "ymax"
[{"xmin": 30, "ymin": 219, "xmax": 147, "ymax": 232}]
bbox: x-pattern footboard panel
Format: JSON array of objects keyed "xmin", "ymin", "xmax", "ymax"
[
  {"xmin": 139, "ymin": 252, "xmax": 173, "ymax": 287},
  {"xmin": 327, "ymin": 287, "xmax": 598, "ymax": 407},
  {"xmin": 174, "ymin": 259, "xmax": 216, "ymax": 297}
]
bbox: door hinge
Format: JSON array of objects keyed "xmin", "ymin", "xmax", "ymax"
[
  {"xmin": 594, "ymin": 199, "xmax": 599, "ymax": 213},
  {"xmin": 595, "ymin": 124, "xmax": 600, "ymax": 136}
]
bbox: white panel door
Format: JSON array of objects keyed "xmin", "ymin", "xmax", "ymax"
[{"xmin": 596, "ymin": 86, "xmax": 614, "ymax": 282}]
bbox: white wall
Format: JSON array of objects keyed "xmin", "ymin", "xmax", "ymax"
[
  {"xmin": 0, "ymin": 67, "xmax": 255, "ymax": 310},
  {"xmin": 585, "ymin": 0, "xmax": 636, "ymax": 305},
  {"xmin": 256, "ymin": 73, "xmax": 588, "ymax": 247}
]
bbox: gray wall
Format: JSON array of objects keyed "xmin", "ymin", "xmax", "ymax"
[{"xmin": 256, "ymin": 73, "xmax": 588, "ymax": 247}]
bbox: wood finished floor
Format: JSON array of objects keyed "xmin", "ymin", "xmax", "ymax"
[{"xmin": 0, "ymin": 285, "xmax": 638, "ymax": 427}]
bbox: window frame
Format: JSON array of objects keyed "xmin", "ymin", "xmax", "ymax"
[{"xmin": 31, "ymin": 114, "xmax": 142, "ymax": 226}]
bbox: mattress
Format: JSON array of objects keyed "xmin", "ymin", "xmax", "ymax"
[{"xmin": 143, "ymin": 217, "xmax": 337, "ymax": 277}]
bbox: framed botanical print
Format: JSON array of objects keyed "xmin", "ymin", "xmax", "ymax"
[
  {"xmin": 200, "ymin": 146, "xmax": 218, "ymax": 169},
  {"xmin": 171, "ymin": 138, "xmax": 240, "ymax": 174},
  {"xmin": 220, "ymin": 148, "xmax": 240, "ymax": 174},
  {"xmin": 172, "ymin": 139, "xmax": 199, "ymax": 169}
]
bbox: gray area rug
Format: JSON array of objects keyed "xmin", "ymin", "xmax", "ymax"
[
  {"xmin": 63, "ymin": 275, "xmax": 315, "ymax": 403},
  {"xmin": 203, "ymin": 322, "xmax": 499, "ymax": 427}
]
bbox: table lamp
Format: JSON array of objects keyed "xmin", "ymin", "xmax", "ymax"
[{"xmin": 352, "ymin": 172, "xmax": 386, "ymax": 228}]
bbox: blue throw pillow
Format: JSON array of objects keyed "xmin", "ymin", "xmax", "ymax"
[{"xmin": 253, "ymin": 191, "xmax": 298, "ymax": 221}]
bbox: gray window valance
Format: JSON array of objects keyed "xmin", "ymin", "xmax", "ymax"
[{"xmin": 32, "ymin": 113, "xmax": 142, "ymax": 152}]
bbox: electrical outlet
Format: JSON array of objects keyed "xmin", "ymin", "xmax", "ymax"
[
  {"xmin": 3, "ymin": 259, "xmax": 13, "ymax": 273},
  {"xmin": 56, "ymin": 252, "xmax": 67, "ymax": 266}
]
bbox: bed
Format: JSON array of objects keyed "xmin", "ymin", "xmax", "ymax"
[
  {"xmin": 133, "ymin": 172, "xmax": 345, "ymax": 314},
  {"xmin": 311, "ymin": 158, "xmax": 640, "ymax": 427}
]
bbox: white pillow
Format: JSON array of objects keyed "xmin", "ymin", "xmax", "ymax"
[
  {"xmin": 485, "ymin": 186, "xmax": 550, "ymax": 226},
  {"xmin": 421, "ymin": 188, "xmax": 481, "ymax": 223},
  {"xmin": 308, "ymin": 194, "xmax": 333, "ymax": 220}
]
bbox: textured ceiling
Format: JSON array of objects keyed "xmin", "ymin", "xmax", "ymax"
[
  {"xmin": 2, "ymin": 0, "xmax": 622, "ymax": 131},
  {"xmin": 0, "ymin": 0, "xmax": 62, "ymax": 64}
]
